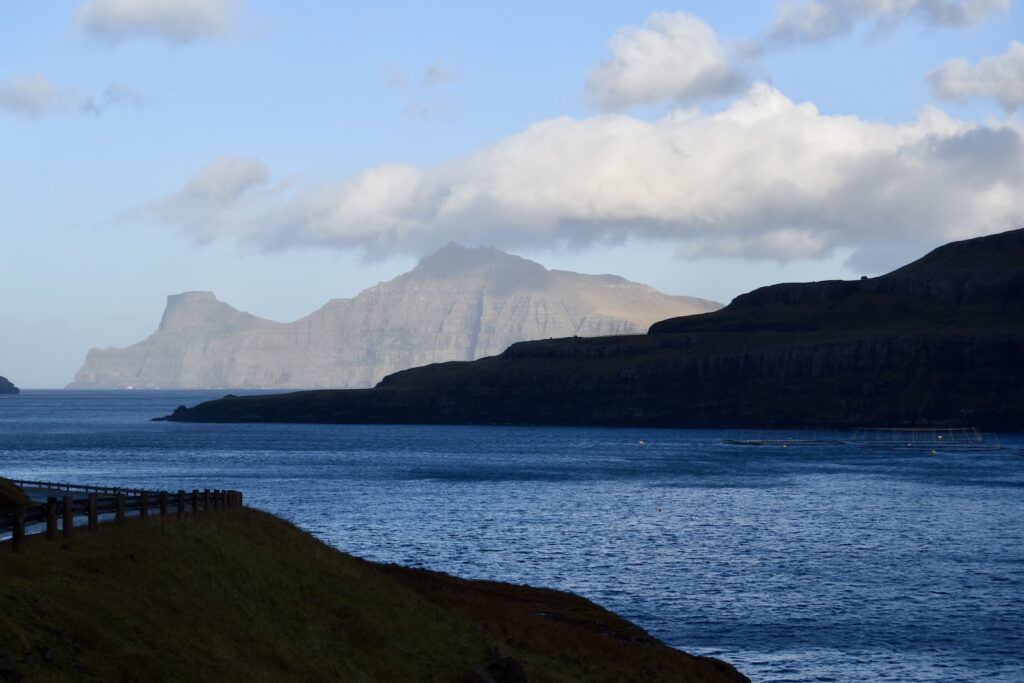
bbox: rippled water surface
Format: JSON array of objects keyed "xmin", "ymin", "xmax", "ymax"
[{"xmin": 2, "ymin": 391, "xmax": 1022, "ymax": 682}]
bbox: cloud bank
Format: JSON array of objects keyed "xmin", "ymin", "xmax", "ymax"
[
  {"xmin": 146, "ymin": 85, "xmax": 1024, "ymax": 266},
  {"xmin": 930, "ymin": 41, "xmax": 1024, "ymax": 110},
  {"xmin": 74, "ymin": 0, "xmax": 242, "ymax": 44},
  {"xmin": 585, "ymin": 11, "xmax": 745, "ymax": 109},
  {"xmin": 760, "ymin": 0, "xmax": 1009, "ymax": 48}
]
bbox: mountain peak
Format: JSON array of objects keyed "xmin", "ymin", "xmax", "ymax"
[
  {"xmin": 158, "ymin": 291, "xmax": 245, "ymax": 332},
  {"xmin": 408, "ymin": 243, "xmax": 548, "ymax": 285}
]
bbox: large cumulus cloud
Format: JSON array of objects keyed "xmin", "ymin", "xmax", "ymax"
[
  {"xmin": 145, "ymin": 84, "xmax": 1024, "ymax": 266},
  {"xmin": 585, "ymin": 11, "xmax": 746, "ymax": 109}
]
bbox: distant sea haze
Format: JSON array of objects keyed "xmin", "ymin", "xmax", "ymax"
[
  {"xmin": 69, "ymin": 243, "xmax": 719, "ymax": 390},
  {"xmin": 2, "ymin": 391, "xmax": 1022, "ymax": 683}
]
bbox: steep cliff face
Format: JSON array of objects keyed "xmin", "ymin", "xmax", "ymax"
[
  {"xmin": 161, "ymin": 228, "xmax": 1024, "ymax": 429},
  {"xmin": 0, "ymin": 376, "xmax": 18, "ymax": 395},
  {"xmin": 71, "ymin": 244, "xmax": 720, "ymax": 389}
]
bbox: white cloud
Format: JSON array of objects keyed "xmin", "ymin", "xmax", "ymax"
[
  {"xmin": 74, "ymin": 0, "xmax": 242, "ymax": 45},
  {"xmin": 585, "ymin": 11, "xmax": 745, "ymax": 109},
  {"xmin": 0, "ymin": 75, "xmax": 74, "ymax": 116},
  {"xmin": 0, "ymin": 76, "xmax": 152, "ymax": 118},
  {"xmin": 930, "ymin": 41, "xmax": 1024, "ymax": 111},
  {"xmin": 760, "ymin": 0, "xmax": 1009, "ymax": 48},
  {"xmin": 147, "ymin": 156, "xmax": 271, "ymax": 242},
  {"xmin": 145, "ymin": 85, "xmax": 1024, "ymax": 265}
]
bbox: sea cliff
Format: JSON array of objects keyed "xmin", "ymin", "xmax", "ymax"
[
  {"xmin": 0, "ymin": 376, "xmax": 18, "ymax": 395},
  {"xmin": 71, "ymin": 243, "xmax": 719, "ymax": 390},
  {"xmin": 160, "ymin": 228, "xmax": 1024, "ymax": 429}
]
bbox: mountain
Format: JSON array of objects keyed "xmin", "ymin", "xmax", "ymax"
[
  {"xmin": 159, "ymin": 228, "xmax": 1024, "ymax": 429},
  {"xmin": 70, "ymin": 243, "xmax": 720, "ymax": 389},
  {"xmin": 0, "ymin": 376, "xmax": 18, "ymax": 395}
]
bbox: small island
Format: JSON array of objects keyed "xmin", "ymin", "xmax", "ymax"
[{"xmin": 0, "ymin": 376, "xmax": 18, "ymax": 395}]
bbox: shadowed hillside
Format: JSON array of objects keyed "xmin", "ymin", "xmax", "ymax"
[
  {"xmin": 161, "ymin": 229, "xmax": 1024, "ymax": 429},
  {"xmin": 0, "ymin": 508, "xmax": 746, "ymax": 682}
]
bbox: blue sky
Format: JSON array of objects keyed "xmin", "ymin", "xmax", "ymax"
[{"xmin": 2, "ymin": 1, "xmax": 1021, "ymax": 386}]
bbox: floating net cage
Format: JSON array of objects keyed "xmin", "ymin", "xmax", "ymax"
[
  {"xmin": 721, "ymin": 430, "xmax": 844, "ymax": 447},
  {"xmin": 851, "ymin": 427, "xmax": 1003, "ymax": 451}
]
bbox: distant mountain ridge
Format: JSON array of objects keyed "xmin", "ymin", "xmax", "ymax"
[
  {"xmin": 70, "ymin": 243, "xmax": 720, "ymax": 389},
  {"xmin": 0, "ymin": 376, "xmax": 17, "ymax": 395},
  {"xmin": 161, "ymin": 228, "xmax": 1024, "ymax": 429}
]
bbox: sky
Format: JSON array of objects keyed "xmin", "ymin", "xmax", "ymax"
[{"xmin": 1, "ymin": 0, "xmax": 1022, "ymax": 387}]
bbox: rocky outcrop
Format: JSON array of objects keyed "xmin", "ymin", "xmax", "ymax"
[
  {"xmin": 0, "ymin": 376, "xmax": 18, "ymax": 395},
  {"xmin": 160, "ymin": 228, "xmax": 1024, "ymax": 429},
  {"xmin": 71, "ymin": 244, "xmax": 720, "ymax": 389}
]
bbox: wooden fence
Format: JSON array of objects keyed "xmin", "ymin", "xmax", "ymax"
[{"xmin": 2, "ymin": 479, "xmax": 243, "ymax": 552}]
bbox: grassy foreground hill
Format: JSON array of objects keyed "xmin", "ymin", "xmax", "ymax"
[{"xmin": 0, "ymin": 508, "xmax": 746, "ymax": 682}]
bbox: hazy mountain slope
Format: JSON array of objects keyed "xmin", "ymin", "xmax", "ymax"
[
  {"xmin": 161, "ymin": 228, "xmax": 1024, "ymax": 429},
  {"xmin": 70, "ymin": 244, "xmax": 720, "ymax": 389}
]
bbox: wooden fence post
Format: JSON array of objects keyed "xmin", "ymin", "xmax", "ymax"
[
  {"xmin": 160, "ymin": 491, "xmax": 168, "ymax": 516},
  {"xmin": 192, "ymin": 489, "xmax": 199, "ymax": 514},
  {"xmin": 203, "ymin": 489, "xmax": 211, "ymax": 512},
  {"xmin": 177, "ymin": 490, "xmax": 185, "ymax": 518},
  {"xmin": 88, "ymin": 494, "xmax": 98, "ymax": 530},
  {"xmin": 46, "ymin": 497, "xmax": 58, "ymax": 540},
  {"xmin": 139, "ymin": 492, "xmax": 149, "ymax": 518},
  {"xmin": 12, "ymin": 507, "xmax": 25, "ymax": 552},
  {"xmin": 116, "ymin": 494, "xmax": 125, "ymax": 523},
  {"xmin": 62, "ymin": 495, "xmax": 74, "ymax": 539}
]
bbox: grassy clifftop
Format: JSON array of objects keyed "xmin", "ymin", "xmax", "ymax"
[{"xmin": 0, "ymin": 508, "xmax": 746, "ymax": 682}]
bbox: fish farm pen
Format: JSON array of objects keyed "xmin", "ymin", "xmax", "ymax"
[
  {"xmin": 721, "ymin": 430, "xmax": 844, "ymax": 446},
  {"xmin": 720, "ymin": 427, "xmax": 1006, "ymax": 451},
  {"xmin": 850, "ymin": 427, "xmax": 1004, "ymax": 451}
]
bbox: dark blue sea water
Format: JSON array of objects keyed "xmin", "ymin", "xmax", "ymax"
[{"xmin": 1, "ymin": 391, "xmax": 1022, "ymax": 682}]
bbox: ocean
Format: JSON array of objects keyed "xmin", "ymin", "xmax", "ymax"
[{"xmin": 1, "ymin": 390, "xmax": 1022, "ymax": 682}]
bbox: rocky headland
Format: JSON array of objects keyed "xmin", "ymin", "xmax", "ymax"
[
  {"xmin": 160, "ymin": 228, "xmax": 1024, "ymax": 429},
  {"xmin": 71, "ymin": 243, "xmax": 719, "ymax": 390},
  {"xmin": 0, "ymin": 376, "xmax": 18, "ymax": 395}
]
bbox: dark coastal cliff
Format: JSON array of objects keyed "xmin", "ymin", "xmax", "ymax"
[
  {"xmin": 0, "ymin": 376, "xmax": 18, "ymax": 395},
  {"xmin": 161, "ymin": 229, "xmax": 1024, "ymax": 429}
]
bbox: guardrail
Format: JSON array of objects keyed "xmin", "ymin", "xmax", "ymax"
[{"xmin": 2, "ymin": 480, "xmax": 243, "ymax": 552}]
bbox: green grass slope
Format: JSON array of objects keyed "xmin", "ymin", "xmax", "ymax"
[{"xmin": 0, "ymin": 509, "xmax": 746, "ymax": 683}]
